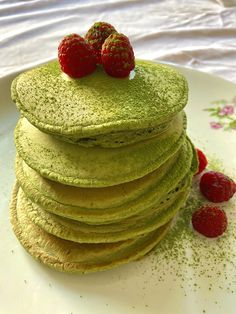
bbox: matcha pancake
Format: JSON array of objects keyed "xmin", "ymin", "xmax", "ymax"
[
  {"xmin": 16, "ymin": 138, "xmax": 197, "ymax": 224},
  {"xmin": 10, "ymin": 183, "xmax": 171, "ymax": 273},
  {"xmin": 56, "ymin": 121, "xmax": 171, "ymax": 147},
  {"xmin": 22, "ymin": 185, "xmax": 189, "ymax": 243},
  {"xmin": 11, "ymin": 60, "xmax": 188, "ymax": 146},
  {"xmin": 15, "ymin": 112, "xmax": 186, "ymax": 188},
  {"xmin": 16, "ymin": 148, "xmax": 177, "ymax": 210},
  {"xmin": 15, "ymin": 136, "xmax": 193, "ymax": 210}
]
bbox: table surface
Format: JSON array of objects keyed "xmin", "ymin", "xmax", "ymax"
[{"xmin": 0, "ymin": 0, "xmax": 236, "ymax": 82}]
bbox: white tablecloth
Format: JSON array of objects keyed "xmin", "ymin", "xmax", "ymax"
[{"xmin": 1, "ymin": 0, "xmax": 236, "ymax": 83}]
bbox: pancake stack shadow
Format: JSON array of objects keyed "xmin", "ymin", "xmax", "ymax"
[{"xmin": 10, "ymin": 60, "xmax": 198, "ymax": 273}]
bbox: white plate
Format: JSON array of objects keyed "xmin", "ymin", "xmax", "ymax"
[{"xmin": 0, "ymin": 64, "xmax": 236, "ymax": 314}]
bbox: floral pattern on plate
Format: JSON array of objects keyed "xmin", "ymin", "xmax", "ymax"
[{"xmin": 204, "ymin": 97, "xmax": 236, "ymax": 131}]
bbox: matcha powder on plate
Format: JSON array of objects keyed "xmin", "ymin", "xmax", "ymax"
[{"xmin": 141, "ymin": 161, "xmax": 236, "ymax": 295}]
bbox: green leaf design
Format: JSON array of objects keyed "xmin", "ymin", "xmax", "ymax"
[
  {"xmin": 204, "ymin": 108, "xmax": 217, "ymax": 112},
  {"xmin": 210, "ymin": 112, "xmax": 219, "ymax": 117},
  {"xmin": 224, "ymin": 116, "xmax": 234, "ymax": 121},
  {"xmin": 229, "ymin": 120, "xmax": 236, "ymax": 129}
]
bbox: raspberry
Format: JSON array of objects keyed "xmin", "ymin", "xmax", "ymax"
[
  {"xmin": 195, "ymin": 148, "xmax": 207, "ymax": 175},
  {"xmin": 200, "ymin": 171, "xmax": 236, "ymax": 203},
  {"xmin": 192, "ymin": 205, "xmax": 227, "ymax": 238},
  {"xmin": 101, "ymin": 33, "xmax": 135, "ymax": 78},
  {"xmin": 58, "ymin": 34, "xmax": 96, "ymax": 78},
  {"xmin": 85, "ymin": 22, "xmax": 117, "ymax": 64}
]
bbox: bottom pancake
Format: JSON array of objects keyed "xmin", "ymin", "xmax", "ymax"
[{"xmin": 10, "ymin": 183, "xmax": 171, "ymax": 274}]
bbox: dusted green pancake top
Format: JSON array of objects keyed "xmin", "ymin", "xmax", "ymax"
[{"xmin": 11, "ymin": 59, "xmax": 188, "ymax": 138}]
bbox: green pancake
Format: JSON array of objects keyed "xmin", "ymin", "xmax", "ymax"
[
  {"xmin": 15, "ymin": 112, "xmax": 186, "ymax": 188},
  {"xmin": 15, "ymin": 148, "xmax": 178, "ymax": 210},
  {"xmin": 11, "ymin": 60, "xmax": 188, "ymax": 146},
  {"xmin": 10, "ymin": 183, "xmax": 171, "ymax": 273},
  {"xmin": 54, "ymin": 121, "xmax": 171, "ymax": 147},
  {"xmin": 22, "ymin": 185, "xmax": 189, "ymax": 243},
  {"xmin": 15, "ymin": 135, "xmax": 193, "ymax": 209},
  {"xmin": 16, "ymin": 137, "xmax": 198, "ymax": 224}
]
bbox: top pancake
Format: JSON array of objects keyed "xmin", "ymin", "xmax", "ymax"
[{"xmin": 11, "ymin": 59, "xmax": 188, "ymax": 144}]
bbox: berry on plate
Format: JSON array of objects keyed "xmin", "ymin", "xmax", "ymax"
[
  {"xmin": 85, "ymin": 22, "xmax": 117, "ymax": 64},
  {"xmin": 200, "ymin": 171, "xmax": 236, "ymax": 203},
  {"xmin": 58, "ymin": 34, "xmax": 96, "ymax": 78},
  {"xmin": 101, "ymin": 33, "xmax": 135, "ymax": 78},
  {"xmin": 192, "ymin": 205, "xmax": 227, "ymax": 238},
  {"xmin": 195, "ymin": 148, "xmax": 207, "ymax": 175}
]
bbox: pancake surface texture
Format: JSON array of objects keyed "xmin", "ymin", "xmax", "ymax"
[
  {"xmin": 10, "ymin": 58, "xmax": 197, "ymax": 274},
  {"xmin": 11, "ymin": 60, "xmax": 188, "ymax": 145}
]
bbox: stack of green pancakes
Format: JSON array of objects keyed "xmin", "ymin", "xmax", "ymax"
[{"xmin": 10, "ymin": 59, "xmax": 198, "ymax": 273}]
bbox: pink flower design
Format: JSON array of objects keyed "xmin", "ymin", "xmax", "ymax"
[
  {"xmin": 210, "ymin": 121, "xmax": 223, "ymax": 129},
  {"xmin": 220, "ymin": 104, "xmax": 234, "ymax": 116}
]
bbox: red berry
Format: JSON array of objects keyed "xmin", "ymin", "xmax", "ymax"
[
  {"xmin": 192, "ymin": 205, "xmax": 227, "ymax": 238},
  {"xmin": 58, "ymin": 34, "xmax": 96, "ymax": 78},
  {"xmin": 85, "ymin": 22, "xmax": 117, "ymax": 64},
  {"xmin": 200, "ymin": 171, "xmax": 236, "ymax": 203},
  {"xmin": 195, "ymin": 148, "xmax": 207, "ymax": 175},
  {"xmin": 101, "ymin": 33, "xmax": 135, "ymax": 78}
]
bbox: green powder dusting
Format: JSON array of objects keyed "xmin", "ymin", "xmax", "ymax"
[
  {"xmin": 141, "ymin": 160, "xmax": 236, "ymax": 295},
  {"xmin": 13, "ymin": 60, "xmax": 188, "ymax": 137},
  {"xmin": 207, "ymin": 154, "xmax": 225, "ymax": 173}
]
